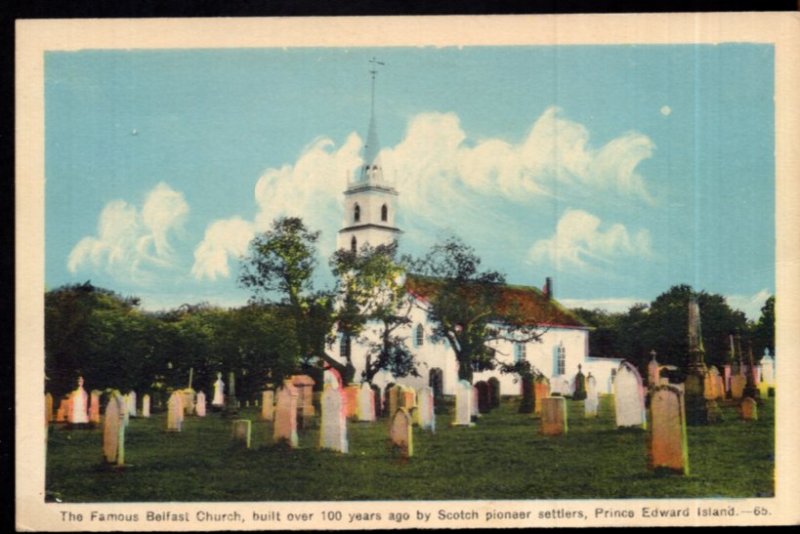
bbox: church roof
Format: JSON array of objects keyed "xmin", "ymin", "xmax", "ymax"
[{"xmin": 405, "ymin": 275, "xmax": 589, "ymax": 329}]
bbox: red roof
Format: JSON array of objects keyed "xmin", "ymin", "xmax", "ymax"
[{"xmin": 405, "ymin": 275, "xmax": 588, "ymax": 329}]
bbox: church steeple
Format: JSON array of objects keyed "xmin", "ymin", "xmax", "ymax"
[{"xmin": 338, "ymin": 58, "xmax": 401, "ymax": 253}]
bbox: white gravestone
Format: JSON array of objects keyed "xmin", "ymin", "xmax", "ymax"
[
  {"xmin": 416, "ymin": 386, "xmax": 436, "ymax": 432},
  {"xmin": 357, "ymin": 382, "xmax": 376, "ymax": 422},
  {"xmin": 585, "ymin": 374, "xmax": 599, "ymax": 417},
  {"xmin": 261, "ymin": 390, "xmax": 274, "ymax": 421},
  {"xmin": 760, "ymin": 351, "xmax": 775, "ymax": 387},
  {"xmin": 69, "ymin": 377, "xmax": 89, "ymax": 424},
  {"xmin": 103, "ymin": 392, "xmax": 126, "ymax": 466},
  {"xmin": 614, "ymin": 362, "xmax": 647, "ymax": 429},
  {"xmin": 273, "ymin": 381, "xmax": 299, "ymax": 447},
  {"xmin": 166, "ymin": 391, "xmax": 184, "ymax": 432},
  {"xmin": 141, "ymin": 394, "xmax": 151, "ymax": 418},
  {"xmin": 195, "ymin": 391, "xmax": 207, "ymax": 417},
  {"xmin": 452, "ymin": 380, "xmax": 474, "ymax": 426},
  {"xmin": 320, "ymin": 376, "xmax": 348, "ymax": 453},
  {"xmin": 126, "ymin": 391, "xmax": 137, "ymax": 418},
  {"xmin": 212, "ymin": 372, "xmax": 225, "ymax": 406},
  {"xmin": 471, "ymin": 386, "xmax": 480, "ymax": 418}
]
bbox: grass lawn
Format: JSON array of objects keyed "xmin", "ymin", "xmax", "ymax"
[{"xmin": 45, "ymin": 395, "xmax": 774, "ymax": 502}]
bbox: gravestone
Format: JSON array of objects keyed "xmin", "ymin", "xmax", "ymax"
[
  {"xmin": 614, "ymin": 362, "xmax": 647, "ymax": 429},
  {"xmin": 195, "ymin": 391, "xmax": 207, "ymax": 417},
  {"xmin": 730, "ymin": 374, "xmax": 746, "ymax": 400},
  {"xmin": 181, "ymin": 388, "xmax": 196, "ymax": 416},
  {"xmin": 344, "ymin": 384, "xmax": 360, "ymax": 419},
  {"xmin": 740, "ymin": 397, "xmax": 758, "ymax": 421},
  {"xmin": 399, "ymin": 386, "xmax": 416, "ymax": 411},
  {"xmin": 471, "ymin": 386, "xmax": 480, "ymax": 418},
  {"xmin": 585, "ymin": 374, "xmax": 599, "ymax": 417},
  {"xmin": 573, "ymin": 365, "xmax": 587, "ymax": 401},
  {"xmin": 534, "ymin": 376, "xmax": 550, "ymax": 415},
  {"xmin": 102, "ymin": 391, "xmax": 126, "ymax": 466},
  {"xmin": 371, "ymin": 384, "xmax": 382, "ymax": 418},
  {"xmin": 488, "ymin": 377, "xmax": 501, "ymax": 409},
  {"xmin": 452, "ymin": 380, "xmax": 474, "ymax": 426},
  {"xmin": 416, "ymin": 386, "xmax": 436, "ymax": 432},
  {"xmin": 141, "ymin": 394, "xmax": 151, "ymax": 418},
  {"xmin": 291, "ymin": 374, "xmax": 316, "ymax": 425},
  {"xmin": 541, "ymin": 397, "xmax": 567, "ymax": 436},
  {"xmin": 429, "ymin": 368, "xmax": 444, "ymax": 405},
  {"xmin": 390, "ymin": 408, "xmax": 414, "ymax": 458},
  {"xmin": 650, "ymin": 385, "xmax": 689, "ymax": 474},
  {"xmin": 127, "ymin": 390, "xmax": 138, "ymax": 418},
  {"xmin": 56, "ymin": 397, "xmax": 69, "ymax": 423},
  {"xmin": 386, "ymin": 385, "xmax": 399, "ymax": 422},
  {"xmin": 45, "ymin": 393, "xmax": 53, "ymax": 425},
  {"xmin": 517, "ymin": 376, "xmax": 536, "ymax": 413},
  {"xmin": 261, "ymin": 390, "xmax": 274, "ymax": 421},
  {"xmin": 647, "ymin": 351, "xmax": 660, "ymax": 387},
  {"xmin": 714, "ymin": 373, "xmax": 726, "ymax": 401},
  {"xmin": 475, "ymin": 381, "xmax": 490, "ymax": 414},
  {"xmin": 357, "ymin": 382, "xmax": 376, "ymax": 422},
  {"xmin": 89, "ymin": 390, "xmax": 102, "ymax": 424},
  {"xmin": 703, "ymin": 370, "xmax": 717, "ymax": 400},
  {"xmin": 231, "ymin": 419, "xmax": 252, "ymax": 448},
  {"xmin": 166, "ymin": 391, "xmax": 184, "ymax": 432},
  {"xmin": 319, "ymin": 377, "xmax": 348, "ymax": 453},
  {"xmin": 212, "ymin": 372, "xmax": 225, "ymax": 407},
  {"xmin": 69, "ymin": 377, "xmax": 90, "ymax": 424},
  {"xmin": 273, "ymin": 381, "xmax": 299, "ymax": 447},
  {"xmin": 760, "ymin": 350, "xmax": 775, "ymax": 387},
  {"xmin": 224, "ymin": 372, "xmax": 239, "ymax": 416}
]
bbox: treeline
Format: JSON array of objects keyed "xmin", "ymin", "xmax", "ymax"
[{"xmin": 571, "ymin": 285, "xmax": 775, "ymax": 375}]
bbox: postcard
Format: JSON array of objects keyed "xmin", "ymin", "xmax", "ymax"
[{"xmin": 15, "ymin": 13, "xmax": 800, "ymax": 530}]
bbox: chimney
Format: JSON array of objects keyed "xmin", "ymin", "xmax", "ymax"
[{"xmin": 543, "ymin": 277, "xmax": 552, "ymax": 300}]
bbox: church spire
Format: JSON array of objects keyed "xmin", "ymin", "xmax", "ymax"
[{"xmin": 359, "ymin": 57, "xmax": 385, "ymax": 184}]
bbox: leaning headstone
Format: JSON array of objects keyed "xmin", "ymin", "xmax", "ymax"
[
  {"xmin": 740, "ymin": 397, "xmax": 758, "ymax": 421},
  {"xmin": 519, "ymin": 376, "xmax": 535, "ymax": 414},
  {"xmin": 166, "ymin": 391, "xmax": 184, "ymax": 432},
  {"xmin": 45, "ymin": 393, "xmax": 53, "ymax": 425},
  {"xmin": 573, "ymin": 365, "xmax": 587, "ymax": 401},
  {"xmin": 390, "ymin": 408, "xmax": 413, "ymax": 458},
  {"xmin": 614, "ymin": 362, "xmax": 647, "ymax": 429},
  {"xmin": 585, "ymin": 374, "xmax": 599, "ymax": 417},
  {"xmin": 730, "ymin": 374, "xmax": 746, "ymax": 400},
  {"xmin": 69, "ymin": 377, "xmax": 90, "ymax": 424},
  {"xmin": 357, "ymin": 382, "xmax": 376, "ymax": 422},
  {"xmin": 452, "ymin": 380, "xmax": 474, "ymax": 426},
  {"xmin": 89, "ymin": 390, "xmax": 102, "ymax": 424},
  {"xmin": 273, "ymin": 381, "xmax": 299, "ymax": 448},
  {"xmin": 541, "ymin": 397, "xmax": 568, "ymax": 436},
  {"xmin": 319, "ymin": 377, "xmax": 348, "ymax": 453},
  {"xmin": 475, "ymin": 381, "xmax": 490, "ymax": 413},
  {"xmin": 488, "ymin": 377, "xmax": 501, "ymax": 409},
  {"xmin": 102, "ymin": 391, "xmax": 126, "ymax": 466},
  {"xmin": 195, "ymin": 391, "xmax": 207, "ymax": 417},
  {"xmin": 212, "ymin": 372, "xmax": 225, "ymax": 407},
  {"xmin": 534, "ymin": 376, "xmax": 550, "ymax": 415},
  {"xmin": 261, "ymin": 390, "xmax": 274, "ymax": 421},
  {"xmin": 141, "ymin": 394, "xmax": 151, "ymax": 418},
  {"xmin": 649, "ymin": 385, "xmax": 689, "ymax": 474},
  {"xmin": 231, "ymin": 419, "xmax": 252, "ymax": 449},
  {"xmin": 416, "ymin": 386, "xmax": 436, "ymax": 432}
]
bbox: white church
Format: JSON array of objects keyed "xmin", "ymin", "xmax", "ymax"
[{"xmin": 328, "ymin": 70, "xmax": 621, "ymax": 398}]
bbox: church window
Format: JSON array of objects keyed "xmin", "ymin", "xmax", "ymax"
[
  {"xmin": 351, "ymin": 236, "xmax": 357, "ymax": 253},
  {"xmin": 353, "ymin": 203, "xmax": 361, "ymax": 223},
  {"xmin": 340, "ymin": 334, "xmax": 351, "ymax": 359},
  {"xmin": 556, "ymin": 343, "xmax": 566, "ymax": 375},
  {"xmin": 414, "ymin": 324, "xmax": 424, "ymax": 347},
  {"xmin": 514, "ymin": 343, "xmax": 526, "ymax": 363},
  {"xmin": 381, "ymin": 204, "xmax": 388, "ymax": 222}
]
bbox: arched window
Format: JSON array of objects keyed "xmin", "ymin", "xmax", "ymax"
[
  {"xmin": 557, "ymin": 343, "xmax": 566, "ymax": 375},
  {"xmin": 350, "ymin": 236, "xmax": 357, "ymax": 253},
  {"xmin": 514, "ymin": 343, "xmax": 526, "ymax": 363},
  {"xmin": 415, "ymin": 324, "xmax": 424, "ymax": 347},
  {"xmin": 340, "ymin": 334, "xmax": 351, "ymax": 359},
  {"xmin": 381, "ymin": 204, "xmax": 388, "ymax": 222},
  {"xmin": 353, "ymin": 203, "xmax": 361, "ymax": 223}
]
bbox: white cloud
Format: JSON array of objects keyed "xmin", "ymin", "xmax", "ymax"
[
  {"xmin": 191, "ymin": 217, "xmax": 255, "ymax": 281},
  {"xmin": 191, "ymin": 107, "xmax": 655, "ymax": 279},
  {"xmin": 660, "ymin": 105, "xmax": 672, "ymax": 116},
  {"xmin": 67, "ymin": 182, "xmax": 189, "ymax": 284},
  {"xmin": 528, "ymin": 208, "xmax": 652, "ymax": 270},
  {"xmin": 725, "ymin": 289, "xmax": 772, "ymax": 320}
]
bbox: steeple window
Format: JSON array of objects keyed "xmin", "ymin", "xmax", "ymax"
[
  {"xmin": 381, "ymin": 204, "xmax": 388, "ymax": 222},
  {"xmin": 353, "ymin": 203, "xmax": 361, "ymax": 223},
  {"xmin": 351, "ymin": 236, "xmax": 357, "ymax": 253}
]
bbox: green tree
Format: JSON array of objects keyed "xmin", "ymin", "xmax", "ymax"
[
  {"xmin": 750, "ymin": 295, "xmax": 775, "ymax": 359},
  {"xmin": 330, "ymin": 242, "xmax": 418, "ymax": 384},
  {"xmin": 410, "ymin": 236, "xmax": 545, "ymax": 383}
]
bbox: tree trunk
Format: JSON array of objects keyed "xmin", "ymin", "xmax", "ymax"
[{"xmin": 457, "ymin": 357, "xmax": 473, "ymax": 384}]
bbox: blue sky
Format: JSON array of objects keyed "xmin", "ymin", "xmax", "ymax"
[{"xmin": 45, "ymin": 45, "xmax": 775, "ymax": 319}]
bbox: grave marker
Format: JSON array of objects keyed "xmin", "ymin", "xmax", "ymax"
[
  {"xmin": 166, "ymin": 391, "xmax": 184, "ymax": 432},
  {"xmin": 573, "ymin": 365, "xmax": 587, "ymax": 401},
  {"xmin": 344, "ymin": 384, "xmax": 360, "ymax": 419},
  {"xmin": 212, "ymin": 372, "xmax": 225, "ymax": 407},
  {"xmin": 471, "ymin": 386, "xmax": 480, "ymax": 418},
  {"xmin": 541, "ymin": 397, "xmax": 567, "ymax": 436},
  {"xmin": 390, "ymin": 408, "xmax": 413, "ymax": 458},
  {"xmin": 488, "ymin": 377, "xmax": 500, "ymax": 409},
  {"xmin": 273, "ymin": 381, "xmax": 299, "ymax": 447},
  {"xmin": 126, "ymin": 390, "xmax": 137, "ymax": 418},
  {"xmin": 475, "ymin": 381, "xmax": 490, "ymax": 413},
  {"xmin": 452, "ymin": 380, "xmax": 474, "ymax": 426},
  {"xmin": 102, "ymin": 391, "xmax": 126, "ymax": 466},
  {"xmin": 534, "ymin": 376, "xmax": 550, "ymax": 415},
  {"xmin": 614, "ymin": 362, "xmax": 647, "ymax": 429},
  {"xmin": 69, "ymin": 377, "xmax": 89, "ymax": 424},
  {"xmin": 89, "ymin": 390, "xmax": 102, "ymax": 424},
  {"xmin": 416, "ymin": 386, "xmax": 436, "ymax": 432},
  {"xmin": 730, "ymin": 374, "xmax": 746, "ymax": 400},
  {"xmin": 195, "ymin": 391, "xmax": 207, "ymax": 417},
  {"xmin": 231, "ymin": 419, "xmax": 252, "ymax": 448},
  {"xmin": 650, "ymin": 385, "xmax": 689, "ymax": 474},
  {"xmin": 141, "ymin": 394, "xmax": 151, "ymax": 418},
  {"xmin": 320, "ymin": 375, "xmax": 348, "ymax": 453},
  {"xmin": 261, "ymin": 390, "xmax": 274, "ymax": 421},
  {"xmin": 357, "ymin": 382, "xmax": 376, "ymax": 422},
  {"xmin": 585, "ymin": 374, "xmax": 599, "ymax": 417},
  {"xmin": 740, "ymin": 397, "xmax": 758, "ymax": 421},
  {"xmin": 181, "ymin": 388, "xmax": 195, "ymax": 416}
]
